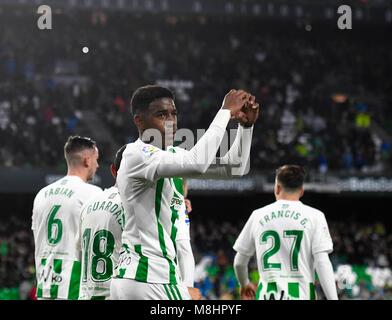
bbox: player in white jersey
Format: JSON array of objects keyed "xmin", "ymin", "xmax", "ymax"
[
  {"xmin": 78, "ymin": 145, "xmax": 127, "ymax": 300},
  {"xmin": 233, "ymin": 165, "xmax": 338, "ymax": 300},
  {"xmin": 111, "ymin": 85, "xmax": 260, "ymax": 300},
  {"xmin": 32, "ymin": 136, "xmax": 102, "ymax": 300}
]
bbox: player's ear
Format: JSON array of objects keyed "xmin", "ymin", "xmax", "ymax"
[
  {"xmin": 110, "ymin": 164, "xmax": 117, "ymax": 179},
  {"xmin": 274, "ymin": 183, "xmax": 280, "ymax": 196},
  {"xmin": 134, "ymin": 114, "xmax": 144, "ymax": 131},
  {"xmin": 83, "ymin": 154, "xmax": 91, "ymax": 168},
  {"xmin": 299, "ymin": 187, "xmax": 304, "ymax": 198}
]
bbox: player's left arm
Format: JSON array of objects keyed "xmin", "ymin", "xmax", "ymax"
[
  {"xmin": 314, "ymin": 251, "xmax": 338, "ymax": 300},
  {"xmin": 312, "ymin": 211, "xmax": 338, "ymax": 300}
]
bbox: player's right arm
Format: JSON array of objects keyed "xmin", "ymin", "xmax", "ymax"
[
  {"xmin": 233, "ymin": 252, "xmax": 257, "ymax": 300},
  {"xmin": 233, "ymin": 213, "xmax": 257, "ymax": 300},
  {"xmin": 120, "ymin": 90, "xmax": 250, "ymax": 182},
  {"xmin": 312, "ymin": 211, "xmax": 338, "ymax": 300}
]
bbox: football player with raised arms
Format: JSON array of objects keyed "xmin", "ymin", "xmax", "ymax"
[{"xmin": 111, "ymin": 85, "xmax": 260, "ymax": 300}]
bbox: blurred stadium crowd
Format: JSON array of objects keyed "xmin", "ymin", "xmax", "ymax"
[
  {"xmin": 0, "ymin": 11, "xmax": 391, "ymax": 172},
  {"xmin": 1, "ymin": 213, "xmax": 391, "ymax": 300},
  {"xmin": 1, "ymin": 8, "xmax": 391, "ymax": 300}
]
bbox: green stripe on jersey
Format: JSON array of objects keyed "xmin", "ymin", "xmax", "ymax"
[
  {"xmin": 163, "ymin": 284, "xmax": 172, "ymax": 300},
  {"xmin": 134, "ymin": 244, "xmax": 149, "ymax": 282},
  {"xmin": 168, "ymin": 284, "xmax": 178, "ymax": 300},
  {"xmin": 155, "ymin": 178, "xmax": 177, "ymax": 285},
  {"xmin": 169, "ymin": 190, "xmax": 179, "ymax": 258},
  {"xmin": 309, "ymin": 283, "xmax": 316, "ymax": 300},
  {"xmin": 117, "ymin": 268, "xmax": 126, "ymax": 278},
  {"xmin": 37, "ymin": 258, "xmax": 47, "ymax": 298},
  {"xmin": 68, "ymin": 261, "xmax": 81, "ymax": 299},
  {"xmin": 173, "ymin": 285, "xmax": 183, "ymax": 300},
  {"xmin": 255, "ymin": 283, "xmax": 263, "ymax": 300},
  {"xmin": 169, "ymin": 151, "xmax": 183, "ymax": 262},
  {"xmin": 266, "ymin": 282, "xmax": 277, "ymax": 293},
  {"xmin": 288, "ymin": 282, "xmax": 300, "ymax": 299},
  {"xmin": 171, "ymin": 177, "xmax": 184, "ymax": 262},
  {"xmin": 50, "ymin": 259, "xmax": 62, "ymax": 299}
]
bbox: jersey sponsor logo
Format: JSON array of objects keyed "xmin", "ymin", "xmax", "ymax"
[
  {"xmin": 263, "ymin": 290, "xmax": 286, "ymax": 300},
  {"xmin": 170, "ymin": 196, "xmax": 183, "ymax": 211},
  {"xmin": 141, "ymin": 145, "xmax": 159, "ymax": 156},
  {"xmin": 38, "ymin": 266, "xmax": 63, "ymax": 284},
  {"xmin": 117, "ymin": 253, "xmax": 132, "ymax": 267}
]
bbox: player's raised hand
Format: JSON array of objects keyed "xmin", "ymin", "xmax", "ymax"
[
  {"xmin": 188, "ymin": 287, "xmax": 202, "ymax": 300},
  {"xmin": 236, "ymin": 94, "xmax": 260, "ymax": 127},
  {"xmin": 221, "ymin": 89, "xmax": 251, "ymax": 117},
  {"xmin": 240, "ymin": 282, "xmax": 257, "ymax": 300}
]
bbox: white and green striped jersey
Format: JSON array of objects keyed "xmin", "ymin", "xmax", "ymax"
[
  {"xmin": 115, "ymin": 142, "xmax": 186, "ymax": 285},
  {"xmin": 32, "ymin": 176, "xmax": 102, "ymax": 300},
  {"xmin": 78, "ymin": 186, "xmax": 124, "ymax": 300},
  {"xmin": 115, "ymin": 109, "xmax": 252, "ymax": 285},
  {"xmin": 233, "ymin": 200, "xmax": 333, "ymax": 300}
]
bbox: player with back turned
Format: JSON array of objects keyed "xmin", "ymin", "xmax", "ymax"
[
  {"xmin": 78, "ymin": 145, "xmax": 127, "ymax": 300},
  {"xmin": 32, "ymin": 136, "xmax": 102, "ymax": 300},
  {"xmin": 111, "ymin": 85, "xmax": 260, "ymax": 300},
  {"xmin": 233, "ymin": 165, "xmax": 338, "ymax": 300}
]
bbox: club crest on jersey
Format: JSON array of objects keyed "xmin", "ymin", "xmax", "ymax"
[{"xmin": 141, "ymin": 145, "xmax": 158, "ymax": 157}]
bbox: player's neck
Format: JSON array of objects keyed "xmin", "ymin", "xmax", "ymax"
[
  {"xmin": 139, "ymin": 134, "xmax": 167, "ymax": 150},
  {"xmin": 276, "ymin": 194, "xmax": 301, "ymax": 202},
  {"xmin": 66, "ymin": 168, "xmax": 88, "ymax": 182}
]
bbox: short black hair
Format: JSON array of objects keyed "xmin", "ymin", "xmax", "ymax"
[
  {"xmin": 130, "ymin": 85, "xmax": 174, "ymax": 116},
  {"xmin": 112, "ymin": 145, "xmax": 127, "ymax": 172},
  {"xmin": 275, "ymin": 165, "xmax": 306, "ymax": 192},
  {"xmin": 64, "ymin": 136, "xmax": 96, "ymax": 166}
]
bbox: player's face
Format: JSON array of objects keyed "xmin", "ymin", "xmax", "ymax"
[
  {"xmin": 142, "ymin": 98, "xmax": 178, "ymax": 148},
  {"xmin": 87, "ymin": 147, "xmax": 99, "ymax": 181}
]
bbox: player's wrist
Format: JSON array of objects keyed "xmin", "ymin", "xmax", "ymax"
[
  {"xmin": 240, "ymin": 122, "xmax": 254, "ymax": 128},
  {"xmin": 240, "ymin": 278, "xmax": 250, "ymax": 288},
  {"xmin": 221, "ymin": 105, "xmax": 235, "ymax": 117}
]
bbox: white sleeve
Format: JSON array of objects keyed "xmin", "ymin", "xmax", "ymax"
[
  {"xmin": 314, "ymin": 252, "xmax": 338, "ymax": 300},
  {"xmin": 31, "ymin": 193, "xmax": 40, "ymax": 232},
  {"xmin": 176, "ymin": 239, "xmax": 195, "ymax": 287},
  {"xmin": 312, "ymin": 212, "xmax": 333, "ymax": 255},
  {"xmin": 233, "ymin": 252, "xmax": 251, "ymax": 287},
  {"xmin": 199, "ymin": 124, "xmax": 253, "ymax": 178},
  {"xmin": 74, "ymin": 206, "xmax": 86, "ymax": 260},
  {"xmin": 233, "ymin": 213, "xmax": 256, "ymax": 257},
  {"xmin": 123, "ymin": 109, "xmax": 231, "ymax": 182}
]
